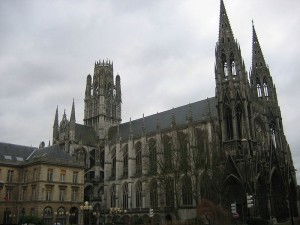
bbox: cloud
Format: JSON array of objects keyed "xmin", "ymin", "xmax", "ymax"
[{"xmin": 0, "ymin": 0, "xmax": 299, "ymax": 181}]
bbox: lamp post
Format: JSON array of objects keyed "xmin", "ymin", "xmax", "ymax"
[
  {"xmin": 8, "ymin": 214, "xmax": 15, "ymax": 224},
  {"xmin": 65, "ymin": 212, "xmax": 69, "ymax": 225},
  {"xmin": 80, "ymin": 201, "xmax": 93, "ymax": 225},
  {"xmin": 110, "ymin": 208, "xmax": 127, "ymax": 225},
  {"xmin": 54, "ymin": 210, "xmax": 65, "ymax": 225},
  {"xmin": 54, "ymin": 212, "xmax": 58, "ymax": 225},
  {"xmin": 93, "ymin": 211, "xmax": 101, "ymax": 225},
  {"xmin": 69, "ymin": 212, "xmax": 76, "ymax": 225},
  {"xmin": 21, "ymin": 208, "xmax": 25, "ymax": 224},
  {"xmin": 41, "ymin": 212, "xmax": 44, "ymax": 225}
]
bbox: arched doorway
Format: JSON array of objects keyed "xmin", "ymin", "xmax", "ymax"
[
  {"xmin": 43, "ymin": 206, "xmax": 53, "ymax": 225},
  {"xmin": 69, "ymin": 207, "xmax": 78, "ymax": 225},
  {"xmin": 121, "ymin": 215, "xmax": 131, "ymax": 225},
  {"xmin": 256, "ymin": 175, "xmax": 269, "ymax": 220},
  {"xmin": 55, "ymin": 207, "xmax": 67, "ymax": 225},
  {"xmin": 289, "ymin": 179, "xmax": 299, "ymax": 217},
  {"xmin": 270, "ymin": 168, "xmax": 289, "ymax": 222},
  {"xmin": 222, "ymin": 175, "xmax": 246, "ymax": 222}
]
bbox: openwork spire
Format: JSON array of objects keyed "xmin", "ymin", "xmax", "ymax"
[
  {"xmin": 70, "ymin": 98, "xmax": 76, "ymax": 122},
  {"xmin": 252, "ymin": 22, "xmax": 267, "ymax": 70},
  {"xmin": 218, "ymin": 0, "xmax": 235, "ymax": 43},
  {"xmin": 53, "ymin": 106, "xmax": 59, "ymax": 128}
]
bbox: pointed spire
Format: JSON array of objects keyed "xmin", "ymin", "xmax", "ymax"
[
  {"xmin": 142, "ymin": 113, "xmax": 145, "ymax": 135},
  {"xmin": 117, "ymin": 123, "xmax": 120, "ymax": 140},
  {"xmin": 156, "ymin": 112, "xmax": 160, "ymax": 130},
  {"xmin": 171, "ymin": 108, "xmax": 176, "ymax": 127},
  {"xmin": 54, "ymin": 106, "xmax": 59, "ymax": 127},
  {"xmin": 252, "ymin": 22, "xmax": 267, "ymax": 70},
  {"xmin": 218, "ymin": 0, "xmax": 235, "ymax": 43},
  {"xmin": 52, "ymin": 106, "xmax": 59, "ymax": 144},
  {"xmin": 187, "ymin": 103, "xmax": 193, "ymax": 123},
  {"xmin": 207, "ymin": 98, "xmax": 212, "ymax": 117},
  {"xmin": 129, "ymin": 117, "xmax": 132, "ymax": 134},
  {"xmin": 70, "ymin": 99, "xmax": 76, "ymax": 122}
]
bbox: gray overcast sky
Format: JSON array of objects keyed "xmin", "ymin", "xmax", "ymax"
[{"xmin": 0, "ymin": 0, "xmax": 300, "ymax": 180}]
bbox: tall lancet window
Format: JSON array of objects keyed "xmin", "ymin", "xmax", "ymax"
[
  {"xmin": 122, "ymin": 183, "xmax": 129, "ymax": 209},
  {"xmin": 221, "ymin": 50, "xmax": 227, "ymax": 77},
  {"xmin": 111, "ymin": 148, "xmax": 116, "ymax": 179},
  {"xmin": 111, "ymin": 184, "xmax": 116, "ymax": 207},
  {"xmin": 230, "ymin": 52, "xmax": 236, "ymax": 75},
  {"xmin": 136, "ymin": 181, "xmax": 142, "ymax": 208},
  {"xmin": 271, "ymin": 128, "xmax": 276, "ymax": 148},
  {"xmin": 236, "ymin": 105, "xmax": 243, "ymax": 139},
  {"xmin": 263, "ymin": 78, "xmax": 269, "ymax": 97},
  {"xmin": 257, "ymin": 84, "xmax": 262, "ymax": 97},
  {"xmin": 182, "ymin": 175, "xmax": 193, "ymax": 206},
  {"xmin": 231, "ymin": 61, "xmax": 236, "ymax": 75},
  {"xmin": 150, "ymin": 180, "xmax": 158, "ymax": 208},
  {"xmin": 106, "ymin": 84, "xmax": 112, "ymax": 117},
  {"xmin": 225, "ymin": 107, "xmax": 233, "ymax": 140},
  {"xmin": 123, "ymin": 145, "xmax": 128, "ymax": 177},
  {"xmin": 270, "ymin": 121, "xmax": 276, "ymax": 149},
  {"xmin": 135, "ymin": 142, "xmax": 142, "ymax": 175},
  {"xmin": 224, "ymin": 62, "xmax": 228, "ymax": 77},
  {"xmin": 256, "ymin": 78, "xmax": 262, "ymax": 97}
]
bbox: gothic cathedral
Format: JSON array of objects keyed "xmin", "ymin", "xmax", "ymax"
[{"xmin": 52, "ymin": 0, "xmax": 298, "ymax": 224}]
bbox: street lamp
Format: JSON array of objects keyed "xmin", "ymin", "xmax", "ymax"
[
  {"xmin": 110, "ymin": 208, "xmax": 127, "ymax": 214},
  {"xmin": 54, "ymin": 210, "xmax": 65, "ymax": 225},
  {"xmin": 93, "ymin": 211, "xmax": 101, "ymax": 225},
  {"xmin": 0, "ymin": 180, "xmax": 4, "ymax": 190},
  {"xmin": 109, "ymin": 208, "xmax": 127, "ymax": 224},
  {"xmin": 69, "ymin": 212, "xmax": 76, "ymax": 225},
  {"xmin": 9, "ymin": 214, "xmax": 15, "ymax": 224},
  {"xmin": 65, "ymin": 212, "xmax": 69, "ymax": 225},
  {"xmin": 80, "ymin": 201, "xmax": 93, "ymax": 225},
  {"xmin": 54, "ymin": 212, "xmax": 58, "ymax": 225}
]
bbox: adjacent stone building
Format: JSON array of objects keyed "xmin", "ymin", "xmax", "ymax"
[{"xmin": 0, "ymin": 142, "xmax": 85, "ymax": 225}]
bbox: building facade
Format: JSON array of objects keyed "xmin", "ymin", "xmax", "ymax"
[
  {"xmin": 0, "ymin": 143, "xmax": 85, "ymax": 225},
  {"xmin": 99, "ymin": 1, "xmax": 298, "ymax": 224}
]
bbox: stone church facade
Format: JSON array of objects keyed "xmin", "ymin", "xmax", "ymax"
[{"xmin": 50, "ymin": 0, "xmax": 298, "ymax": 224}]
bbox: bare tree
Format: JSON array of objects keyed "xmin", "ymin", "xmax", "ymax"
[
  {"xmin": 143, "ymin": 126, "xmax": 219, "ymax": 220},
  {"xmin": 197, "ymin": 199, "xmax": 231, "ymax": 225}
]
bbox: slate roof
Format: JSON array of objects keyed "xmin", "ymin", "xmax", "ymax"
[
  {"xmin": 108, "ymin": 97, "xmax": 217, "ymax": 142},
  {"xmin": 75, "ymin": 123, "xmax": 98, "ymax": 145},
  {"xmin": 0, "ymin": 142, "xmax": 36, "ymax": 165},
  {"xmin": 0, "ymin": 142, "xmax": 83, "ymax": 167},
  {"xmin": 28, "ymin": 144, "xmax": 83, "ymax": 166}
]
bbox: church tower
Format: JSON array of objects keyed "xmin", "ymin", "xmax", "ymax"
[
  {"xmin": 250, "ymin": 24, "xmax": 278, "ymax": 103},
  {"xmin": 84, "ymin": 60, "xmax": 122, "ymax": 140},
  {"xmin": 249, "ymin": 23, "xmax": 298, "ymax": 221},
  {"xmin": 249, "ymin": 23, "xmax": 288, "ymax": 163},
  {"xmin": 215, "ymin": 0, "xmax": 254, "ymax": 155}
]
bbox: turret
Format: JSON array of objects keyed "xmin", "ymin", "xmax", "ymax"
[
  {"xmin": 84, "ymin": 60, "xmax": 122, "ymax": 140},
  {"xmin": 70, "ymin": 99, "xmax": 76, "ymax": 141},
  {"xmin": 59, "ymin": 110, "xmax": 69, "ymax": 141},
  {"xmin": 215, "ymin": 0, "xmax": 253, "ymax": 149},
  {"xmin": 115, "ymin": 75, "xmax": 122, "ymax": 121},
  {"xmin": 85, "ymin": 74, "xmax": 92, "ymax": 98}
]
